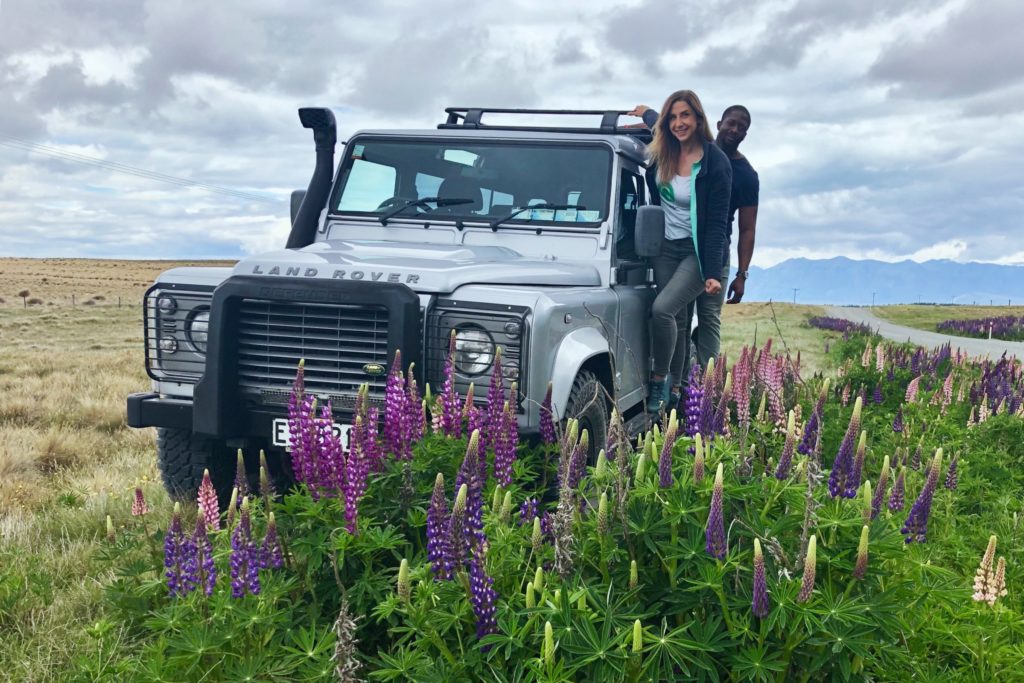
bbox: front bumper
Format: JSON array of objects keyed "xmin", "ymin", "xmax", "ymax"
[{"xmin": 127, "ymin": 391, "xmax": 297, "ymax": 445}]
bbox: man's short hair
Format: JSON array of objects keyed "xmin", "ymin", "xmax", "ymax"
[{"xmin": 721, "ymin": 105, "xmax": 751, "ymax": 124}]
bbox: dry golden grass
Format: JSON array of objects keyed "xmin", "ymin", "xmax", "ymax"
[{"xmin": 873, "ymin": 304, "xmax": 1024, "ymax": 331}]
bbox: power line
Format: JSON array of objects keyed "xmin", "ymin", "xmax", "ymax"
[{"xmin": 0, "ymin": 134, "xmax": 281, "ymax": 204}]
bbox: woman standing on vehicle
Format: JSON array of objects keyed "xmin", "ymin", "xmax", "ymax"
[{"xmin": 628, "ymin": 91, "xmax": 732, "ymax": 413}]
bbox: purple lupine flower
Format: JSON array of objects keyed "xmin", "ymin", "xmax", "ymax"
[
  {"xmin": 901, "ymin": 450, "xmax": 942, "ymax": 544},
  {"xmin": 483, "ymin": 347, "xmax": 505, "ymax": 454},
  {"xmin": 872, "ymin": 382, "xmax": 884, "ymax": 405},
  {"xmin": 230, "ymin": 498, "xmax": 260, "ymax": 598},
  {"xmin": 732, "ymin": 346, "xmax": 753, "ymax": 431},
  {"xmin": 892, "ymin": 407, "xmax": 904, "ymax": 434},
  {"xmin": 440, "ymin": 330, "xmax": 462, "ymax": 438},
  {"xmin": 468, "ymin": 541, "xmax": 499, "ymax": 645},
  {"xmin": 888, "ymin": 467, "xmax": 906, "ymax": 511},
  {"xmin": 455, "ymin": 431, "xmax": 486, "ymax": 553},
  {"xmin": 775, "ymin": 410, "xmax": 797, "ymax": 480},
  {"xmin": 797, "ymin": 407, "xmax": 820, "ymax": 456},
  {"xmin": 164, "ymin": 502, "xmax": 190, "ymax": 597},
  {"xmin": 659, "ymin": 416, "xmax": 678, "ymax": 488},
  {"xmin": 853, "ymin": 525, "xmax": 869, "ymax": 580},
  {"xmin": 566, "ymin": 429, "xmax": 589, "ymax": 490},
  {"xmin": 871, "ymin": 455, "xmax": 890, "ymax": 520},
  {"xmin": 909, "ymin": 441, "xmax": 922, "ymax": 471},
  {"xmin": 752, "ymin": 538, "xmax": 769, "ymax": 619},
  {"xmin": 493, "ymin": 400, "xmax": 517, "ymax": 487},
  {"xmin": 362, "ymin": 405, "xmax": 383, "ymax": 472},
  {"xmin": 829, "ymin": 397, "xmax": 862, "ymax": 498},
  {"xmin": 406, "ymin": 364, "xmax": 424, "ymax": 444},
  {"xmin": 845, "ymin": 431, "xmax": 867, "ymax": 498},
  {"xmin": 289, "ymin": 393, "xmax": 318, "ymax": 486},
  {"xmin": 447, "ymin": 483, "xmax": 470, "ymax": 571},
  {"xmin": 427, "ymin": 473, "xmax": 454, "ymax": 580},
  {"xmin": 519, "ymin": 498, "xmax": 539, "ymax": 526},
  {"xmin": 384, "ymin": 350, "xmax": 409, "ymax": 461},
  {"xmin": 259, "ymin": 512, "xmax": 284, "ymax": 570},
  {"xmin": 539, "ymin": 382, "xmax": 556, "ymax": 445},
  {"xmin": 342, "ymin": 416, "xmax": 369, "ymax": 535},
  {"xmin": 705, "ymin": 464, "xmax": 727, "ymax": 560},
  {"xmin": 698, "ymin": 359, "xmax": 718, "ymax": 439},
  {"xmin": 132, "ymin": 487, "xmax": 149, "ymax": 517},
  {"xmin": 683, "ymin": 363, "xmax": 703, "ymax": 438},
  {"xmin": 317, "ymin": 402, "xmax": 344, "ymax": 495},
  {"xmin": 192, "ymin": 511, "xmax": 217, "ymax": 596},
  {"xmin": 797, "ymin": 535, "xmax": 817, "ymax": 602},
  {"xmin": 944, "ymin": 453, "xmax": 959, "ymax": 490}
]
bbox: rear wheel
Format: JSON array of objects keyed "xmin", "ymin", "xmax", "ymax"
[
  {"xmin": 156, "ymin": 428, "xmax": 232, "ymax": 506},
  {"xmin": 563, "ymin": 370, "xmax": 609, "ymax": 465}
]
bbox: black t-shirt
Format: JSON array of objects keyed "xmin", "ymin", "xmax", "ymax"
[{"xmin": 727, "ymin": 156, "xmax": 759, "ymax": 241}]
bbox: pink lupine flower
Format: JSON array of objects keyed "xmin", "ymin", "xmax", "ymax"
[
  {"xmin": 483, "ymin": 347, "xmax": 505, "ymax": 454},
  {"xmin": 132, "ymin": 487, "xmax": 149, "ymax": 517},
  {"xmin": 905, "ymin": 376, "xmax": 921, "ymax": 403},
  {"xmin": 406, "ymin": 364, "xmax": 424, "ymax": 444},
  {"xmin": 493, "ymin": 400, "xmax": 517, "ymax": 487},
  {"xmin": 774, "ymin": 410, "xmax": 797, "ymax": 480},
  {"xmin": 197, "ymin": 469, "xmax": 220, "ymax": 531},
  {"xmin": 539, "ymin": 381, "xmax": 556, "ymax": 445},
  {"xmin": 972, "ymin": 535, "xmax": 1008, "ymax": 606},
  {"xmin": 384, "ymin": 350, "xmax": 409, "ymax": 461},
  {"xmin": 440, "ymin": 330, "xmax": 462, "ymax": 438}
]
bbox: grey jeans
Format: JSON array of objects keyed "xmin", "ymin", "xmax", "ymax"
[
  {"xmin": 683, "ymin": 256, "xmax": 730, "ymax": 382},
  {"xmin": 651, "ymin": 238, "xmax": 705, "ymax": 380}
]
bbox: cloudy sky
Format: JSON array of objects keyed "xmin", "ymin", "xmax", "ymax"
[{"xmin": 1, "ymin": 0, "xmax": 1022, "ymax": 267}]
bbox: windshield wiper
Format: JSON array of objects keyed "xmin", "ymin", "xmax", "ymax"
[
  {"xmin": 379, "ymin": 196, "xmax": 474, "ymax": 225},
  {"xmin": 488, "ymin": 203, "xmax": 579, "ymax": 231}
]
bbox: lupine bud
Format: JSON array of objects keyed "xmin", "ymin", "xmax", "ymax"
[
  {"xmin": 862, "ymin": 481, "xmax": 873, "ymax": 524},
  {"xmin": 234, "ymin": 449, "xmax": 248, "ymax": 498},
  {"xmin": 629, "ymin": 559, "xmax": 638, "ymax": 589},
  {"xmin": 595, "ymin": 449, "xmax": 608, "ymax": 480},
  {"xmin": 132, "ymin": 487, "xmax": 149, "ymax": 516},
  {"xmin": 845, "ymin": 430, "xmax": 867, "ymax": 498},
  {"xmin": 853, "ymin": 526, "xmax": 870, "ymax": 580},
  {"xmin": 397, "ymin": 559, "xmax": 411, "ymax": 603},
  {"xmin": 752, "ymin": 539, "xmax": 769, "ymax": 619},
  {"xmin": 553, "ymin": 589, "xmax": 561, "ymax": 606},
  {"xmin": 532, "ymin": 516, "xmax": 543, "ymax": 556},
  {"xmin": 577, "ymin": 595, "xmax": 586, "ymax": 611},
  {"xmin": 756, "ymin": 390, "xmax": 767, "ymax": 422},
  {"xmin": 597, "ymin": 492, "xmax": 609, "ymax": 535},
  {"xmin": 197, "ymin": 469, "xmax": 220, "ymax": 532},
  {"xmin": 226, "ymin": 486, "xmax": 239, "ymax": 529},
  {"xmin": 797, "ymin": 535, "xmax": 817, "ymax": 602},
  {"xmin": 492, "ymin": 485, "xmax": 503, "ymax": 514},
  {"xmin": 705, "ymin": 463, "xmax": 726, "ymax": 560},
  {"xmin": 632, "ymin": 619, "xmax": 643, "ymax": 653},
  {"xmin": 693, "ymin": 434, "xmax": 705, "ymax": 484},
  {"xmin": 500, "ymin": 491, "xmax": 513, "ymax": 523},
  {"xmin": 544, "ymin": 621, "xmax": 555, "ymax": 665},
  {"xmin": 525, "ymin": 581, "xmax": 536, "ymax": 608},
  {"xmin": 534, "ymin": 565, "xmax": 544, "ymax": 592},
  {"xmin": 635, "ymin": 451, "xmax": 648, "ymax": 483},
  {"xmin": 106, "ymin": 515, "xmax": 115, "ymax": 544}
]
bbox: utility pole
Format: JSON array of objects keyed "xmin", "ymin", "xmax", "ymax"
[
  {"xmin": 871, "ymin": 292, "xmax": 876, "ymax": 307},
  {"xmin": 792, "ymin": 288, "xmax": 799, "ymax": 304}
]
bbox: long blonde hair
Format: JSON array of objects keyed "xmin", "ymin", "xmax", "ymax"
[{"xmin": 647, "ymin": 90, "xmax": 714, "ymax": 185}]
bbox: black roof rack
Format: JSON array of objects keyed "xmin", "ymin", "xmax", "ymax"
[{"xmin": 440, "ymin": 107, "xmax": 652, "ymax": 142}]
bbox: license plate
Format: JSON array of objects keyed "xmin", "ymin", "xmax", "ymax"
[{"xmin": 272, "ymin": 418, "xmax": 352, "ymax": 450}]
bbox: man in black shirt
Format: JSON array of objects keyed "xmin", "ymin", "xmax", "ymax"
[{"xmin": 684, "ymin": 105, "xmax": 759, "ymax": 383}]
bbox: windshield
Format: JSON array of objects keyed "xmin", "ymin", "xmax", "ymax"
[{"xmin": 332, "ymin": 138, "xmax": 612, "ymax": 226}]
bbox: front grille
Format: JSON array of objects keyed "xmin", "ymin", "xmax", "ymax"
[{"xmin": 236, "ymin": 299, "xmax": 391, "ymax": 408}]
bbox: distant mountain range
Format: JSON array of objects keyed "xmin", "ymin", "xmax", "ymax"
[{"xmin": 743, "ymin": 257, "xmax": 1024, "ymax": 306}]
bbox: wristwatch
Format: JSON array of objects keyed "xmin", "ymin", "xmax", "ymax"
[{"xmin": 736, "ymin": 270, "xmax": 749, "ymax": 280}]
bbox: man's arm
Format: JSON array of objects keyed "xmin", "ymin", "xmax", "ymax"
[{"xmin": 727, "ymin": 205, "xmax": 757, "ymax": 303}]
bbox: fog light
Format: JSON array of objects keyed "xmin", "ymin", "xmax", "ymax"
[
  {"xmin": 502, "ymin": 366, "xmax": 519, "ymax": 380},
  {"xmin": 156, "ymin": 295, "xmax": 178, "ymax": 314},
  {"xmin": 158, "ymin": 336, "xmax": 179, "ymax": 354},
  {"xmin": 503, "ymin": 321, "xmax": 522, "ymax": 338}
]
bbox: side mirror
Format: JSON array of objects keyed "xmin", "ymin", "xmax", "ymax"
[
  {"xmin": 634, "ymin": 205, "xmax": 664, "ymax": 258},
  {"xmin": 290, "ymin": 190, "xmax": 307, "ymax": 227}
]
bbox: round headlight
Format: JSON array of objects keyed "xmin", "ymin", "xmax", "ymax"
[
  {"xmin": 156, "ymin": 295, "xmax": 178, "ymax": 314},
  {"xmin": 158, "ymin": 336, "xmax": 179, "ymax": 354},
  {"xmin": 453, "ymin": 327, "xmax": 495, "ymax": 375},
  {"xmin": 187, "ymin": 309, "xmax": 210, "ymax": 353}
]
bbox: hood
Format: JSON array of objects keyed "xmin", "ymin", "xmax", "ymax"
[{"xmin": 233, "ymin": 239, "xmax": 600, "ymax": 293}]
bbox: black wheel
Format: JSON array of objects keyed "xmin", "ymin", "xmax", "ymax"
[
  {"xmin": 564, "ymin": 370, "xmax": 609, "ymax": 465},
  {"xmin": 156, "ymin": 428, "xmax": 233, "ymax": 506}
]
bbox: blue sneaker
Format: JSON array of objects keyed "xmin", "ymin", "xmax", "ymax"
[
  {"xmin": 646, "ymin": 377, "xmax": 667, "ymax": 413},
  {"xmin": 666, "ymin": 387, "xmax": 682, "ymax": 413}
]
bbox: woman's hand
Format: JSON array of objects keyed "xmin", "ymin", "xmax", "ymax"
[
  {"xmin": 704, "ymin": 278, "xmax": 722, "ymax": 296},
  {"xmin": 626, "ymin": 105, "xmax": 651, "ymax": 117}
]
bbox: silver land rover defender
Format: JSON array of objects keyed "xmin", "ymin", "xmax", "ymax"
[{"xmin": 127, "ymin": 107, "xmax": 667, "ymax": 500}]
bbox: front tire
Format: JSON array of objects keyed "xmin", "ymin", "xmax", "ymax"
[
  {"xmin": 563, "ymin": 370, "xmax": 609, "ymax": 464},
  {"xmin": 155, "ymin": 427, "xmax": 232, "ymax": 505}
]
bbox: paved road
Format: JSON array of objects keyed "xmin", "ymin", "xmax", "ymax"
[{"xmin": 825, "ymin": 306, "xmax": 1024, "ymax": 361}]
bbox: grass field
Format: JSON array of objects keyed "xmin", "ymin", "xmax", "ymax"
[
  {"xmin": 0, "ymin": 259, "xmax": 833, "ymax": 680},
  {"xmin": 873, "ymin": 304, "xmax": 1024, "ymax": 332}
]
